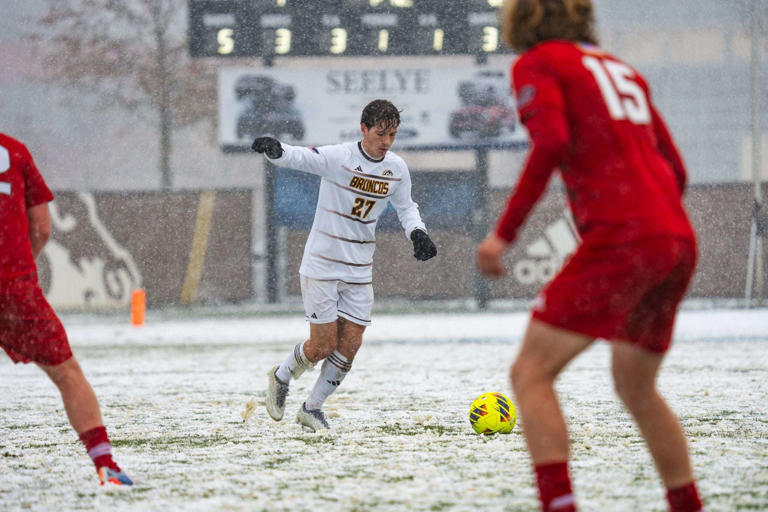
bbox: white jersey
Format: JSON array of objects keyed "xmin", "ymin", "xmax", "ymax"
[{"xmin": 268, "ymin": 141, "xmax": 427, "ymax": 283}]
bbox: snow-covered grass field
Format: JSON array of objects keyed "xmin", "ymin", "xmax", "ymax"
[{"xmin": 1, "ymin": 308, "xmax": 767, "ymax": 511}]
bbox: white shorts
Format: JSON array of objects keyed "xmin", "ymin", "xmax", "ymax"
[{"xmin": 300, "ymin": 275, "xmax": 374, "ymax": 326}]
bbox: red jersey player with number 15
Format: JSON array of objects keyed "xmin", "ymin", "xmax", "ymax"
[
  {"xmin": 0, "ymin": 133, "xmax": 132, "ymax": 486},
  {"xmin": 476, "ymin": 1, "xmax": 703, "ymax": 511}
]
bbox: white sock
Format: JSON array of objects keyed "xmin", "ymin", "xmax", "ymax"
[
  {"xmin": 276, "ymin": 341, "xmax": 310, "ymax": 383},
  {"xmin": 305, "ymin": 350, "xmax": 351, "ymax": 410}
]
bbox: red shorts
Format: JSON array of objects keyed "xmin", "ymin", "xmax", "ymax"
[
  {"xmin": 0, "ymin": 278, "xmax": 73, "ymax": 365},
  {"xmin": 532, "ymin": 236, "xmax": 697, "ymax": 353}
]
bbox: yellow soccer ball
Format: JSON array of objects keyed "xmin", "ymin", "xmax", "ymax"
[{"xmin": 469, "ymin": 392, "xmax": 517, "ymax": 435}]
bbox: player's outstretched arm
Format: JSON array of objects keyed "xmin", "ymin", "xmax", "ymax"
[
  {"xmin": 494, "ymin": 53, "xmax": 568, "ymax": 245},
  {"xmin": 251, "ymin": 137, "xmax": 283, "ymax": 159},
  {"xmin": 27, "ymin": 203, "xmax": 52, "ymax": 258},
  {"xmin": 650, "ymin": 105, "xmax": 687, "ymax": 195},
  {"xmin": 253, "ymin": 137, "xmax": 336, "ymax": 178},
  {"xmin": 410, "ymin": 229, "xmax": 436, "ymax": 261}
]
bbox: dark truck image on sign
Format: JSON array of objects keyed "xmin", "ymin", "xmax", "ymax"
[
  {"xmin": 449, "ymin": 70, "xmax": 517, "ymax": 139},
  {"xmin": 235, "ymin": 75, "xmax": 305, "ymax": 141}
]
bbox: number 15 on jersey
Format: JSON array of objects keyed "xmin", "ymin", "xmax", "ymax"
[{"xmin": 583, "ymin": 56, "xmax": 651, "ymax": 125}]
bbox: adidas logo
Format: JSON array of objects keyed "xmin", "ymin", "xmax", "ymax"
[
  {"xmin": 513, "ymin": 217, "xmax": 579, "ymax": 285},
  {"xmin": 327, "ymin": 380, "xmax": 341, "ymax": 386},
  {"xmin": 310, "ymin": 313, "xmax": 318, "ymax": 319}
]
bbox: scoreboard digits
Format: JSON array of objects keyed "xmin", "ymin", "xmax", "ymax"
[{"xmin": 188, "ymin": 0, "xmax": 511, "ymax": 57}]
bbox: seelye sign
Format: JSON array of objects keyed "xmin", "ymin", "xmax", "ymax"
[{"xmin": 219, "ymin": 65, "xmax": 529, "ymax": 152}]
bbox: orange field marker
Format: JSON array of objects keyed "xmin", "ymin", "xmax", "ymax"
[{"xmin": 130, "ymin": 289, "xmax": 146, "ymax": 326}]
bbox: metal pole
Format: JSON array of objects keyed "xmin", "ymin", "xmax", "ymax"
[
  {"xmin": 265, "ymin": 160, "xmax": 279, "ymax": 303},
  {"xmin": 263, "ymin": 55, "xmax": 279, "ymax": 303},
  {"xmin": 748, "ymin": 0, "xmax": 764, "ymax": 304},
  {"xmin": 746, "ymin": 219, "xmax": 757, "ymax": 299},
  {"xmin": 474, "ymin": 147, "xmax": 490, "ymax": 309},
  {"xmin": 472, "ymin": 53, "xmax": 492, "ymax": 309}
]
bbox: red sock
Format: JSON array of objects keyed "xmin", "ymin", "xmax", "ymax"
[
  {"xmin": 535, "ymin": 461, "xmax": 576, "ymax": 512},
  {"xmin": 79, "ymin": 426, "xmax": 120, "ymax": 472},
  {"xmin": 667, "ymin": 482, "xmax": 703, "ymax": 512}
]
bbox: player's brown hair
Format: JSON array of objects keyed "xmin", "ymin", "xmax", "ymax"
[
  {"xmin": 500, "ymin": 0, "xmax": 598, "ymax": 52},
  {"xmin": 360, "ymin": 99, "xmax": 401, "ymax": 131}
]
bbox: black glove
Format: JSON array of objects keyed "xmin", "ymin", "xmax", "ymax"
[
  {"xmin": 410, "ymin": 229, "xmax": 437, "ymax": 261},
  {"xmin": 251, "ymin": 137, "xmax": 283, "ymax": 159}
]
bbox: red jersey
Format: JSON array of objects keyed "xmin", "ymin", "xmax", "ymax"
[
  {"xmin": 495, "ymin": 41, "xmax": 695, "ymax": 245},
  {"xmin": 0, "ymin": 133, "xmax": 54, "ymax": 282}
]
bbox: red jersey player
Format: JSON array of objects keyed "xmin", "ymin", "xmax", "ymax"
[
  {"xmin": 0, "ymin": 133, "xmax": 132, "ymax": 486},
  {"xmin": 476, "ymin": 1, "xmax": 703, "ymax": 511}
]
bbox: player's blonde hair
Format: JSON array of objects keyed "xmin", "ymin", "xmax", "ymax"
[{"xmin": 500, "ymin": 0, "xmax": 598, "ymax": 52}]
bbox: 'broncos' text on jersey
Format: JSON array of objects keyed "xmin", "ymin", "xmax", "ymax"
[{"xmin": 267, "ymin": 140, "xmax": 426, "ymax": 283}]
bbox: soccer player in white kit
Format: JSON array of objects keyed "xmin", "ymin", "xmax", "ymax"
[{"xmin": 252, "ymin": 99, "xmax": 437, "ymax": 431}]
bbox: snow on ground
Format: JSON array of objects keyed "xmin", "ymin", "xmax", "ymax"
[{"xmin": 1, "ymin": 308, "xmax": 767, "ymax": 511}]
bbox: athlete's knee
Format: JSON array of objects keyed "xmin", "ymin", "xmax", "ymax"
[
  {"xmin": 337, "ymin": 340, "xmax": 361, "ymax": 362},
  {"xmin": 611, "ymin": 341, "xmax": 664, "ymax": 408},
  {"xmin": 336, "ymin": 318, "xmax": 365, "ymax": 360},
  {"xmin": 612, "ymin": 370, "xmax": 655, "ymax": 409},
  {"xmin": 40, "ymin": 356, "xmax": 83, "ymax": 385},
  {"xmin": 337, "ymin": 333, "xmax": 362, "ymax": 359},
  {"xmin": 309, "ymin": 334, "xmax": 338, "ymax": 360},
  {"xmin": 510, "ymin": 357, "xmax": 546, "ymax": 395}
]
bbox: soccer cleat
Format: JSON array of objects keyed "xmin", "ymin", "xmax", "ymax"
[
  {"xmin": 296, "ymin": 402, "xmax": 330, "ymax": 431},
  {"xmin": 98, "ymin": 466, "xmax": 133, "ymax": 486},
  {"xmin": 266, "ymin": 365, "xmax": 289, "ymax": 421}
]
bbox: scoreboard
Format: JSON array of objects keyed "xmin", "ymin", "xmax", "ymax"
[{"xmin": 188, "ymin": 0, "xmax": 510, "ymax": 57}]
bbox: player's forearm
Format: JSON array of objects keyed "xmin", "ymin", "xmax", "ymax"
[
  {"xmin": 495, "ymin": 110, "xmax": 567, "ymax": 243},
  {"xmin": 495, "ymin": 144, "xmax": 560, "ymax": 243},
  {"xmin": 268, "ymin": 143, "xmax": 330, "ymax": 178},
  {"xmin": 27, "ymin": 203, "xmax": 52, "ymax": 258},
  {"xmin": 401, "ymin": 213, "xmax": 427, "ymax": 240},
  {"xmin": 652, "ymin": 106, "xmax": 687, "ymax": 194},
  {"xmin": 395, "ymin": 203, "xmax": 426, "ymax": 238},
  {"xmin": 391, "ymin": 191, "xmax": 426, "ymax": 239},
  {"xmin": 29, "ymin": 224, "xmax": 50, "ymax": 258}
]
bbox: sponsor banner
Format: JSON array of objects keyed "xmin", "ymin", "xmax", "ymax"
[
  {"xmin": 219, "ymin": 66, "xmax": 529, "ymax": 151},
  {"xmin": 487, "ymin": 189, "xmax": 578, "ymax": 298},
  {"xmin": 494, "ymin": 184, "xmax": 768, "ymax": 298},
  {"xmin": 39, "ymin": 190, "xmax": 253, "ymax": 310},
  {"xmin": 282, "ymin": 183, "xmax": 767, "ymax": 299}
]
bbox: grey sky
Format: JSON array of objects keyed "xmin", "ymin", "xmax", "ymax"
[
  {"xmin": 0, "ymin": 0, "xmax": 749, "ymax": 41},
  {"xmin": 0, "ymin": 0, "xmax": 46, "ymax": 42},
  {"xmin": 0, "ymin": 0, "xmax": 764, "ymax": 189}
]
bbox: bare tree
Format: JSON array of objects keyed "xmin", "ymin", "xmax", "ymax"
[
  {"xmin": 736, "ymin": 0, "xmax": 768, "ymax": 36},
  {"xmin": 31, "ymin": 0, "xmax": 217, "ymax": 190}
]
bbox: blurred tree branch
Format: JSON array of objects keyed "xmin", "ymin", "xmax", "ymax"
[
  {"xmin": 737, "ymin": 0, "xmax": 768, "ymax": 41},
  {"xmin": 29, "ymin": 0, "xmax": 218, "ymax": 190}
]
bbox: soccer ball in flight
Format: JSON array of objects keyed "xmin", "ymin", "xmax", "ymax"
[{"xmin": 469, "ymin": 392, "xmax": 517, "ymax": 435}]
